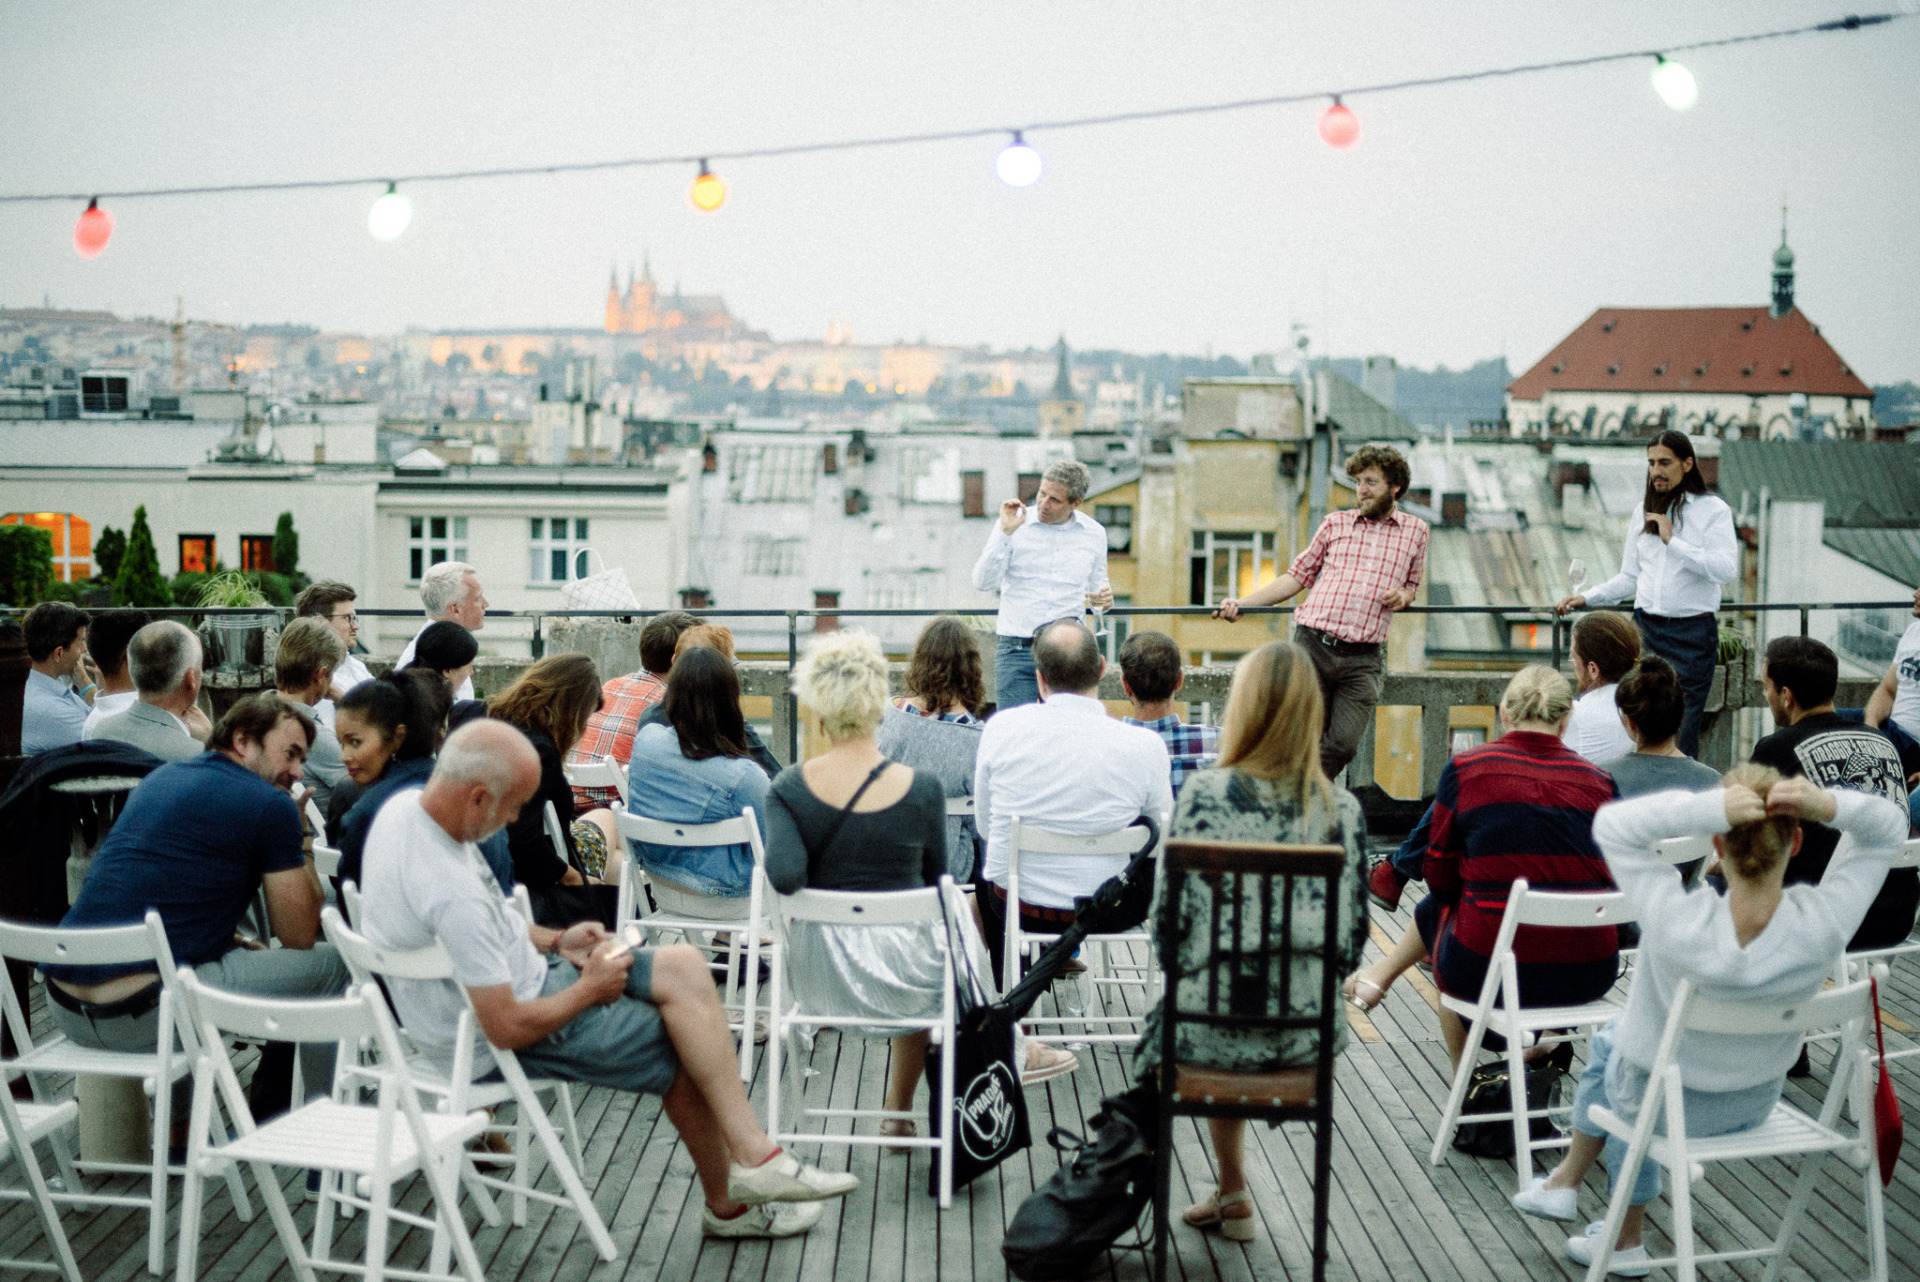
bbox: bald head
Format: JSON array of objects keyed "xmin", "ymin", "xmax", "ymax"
[
  {"xmin": 1033, "ymin": 618, "xmax": 1105, "ymax": 697},
  {"xmin": 421, "ymin": 720, "xmax": 542, "ymax": 844}
]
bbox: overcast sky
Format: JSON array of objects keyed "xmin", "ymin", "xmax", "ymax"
[{"xmin": 4, "ymin": 1, "xmax": 1916, "ymax": 380}]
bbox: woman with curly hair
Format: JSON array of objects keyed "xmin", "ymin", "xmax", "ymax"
[{"xmin": 875, "ymin": 615, "xmax": 986, "ymax": 880}]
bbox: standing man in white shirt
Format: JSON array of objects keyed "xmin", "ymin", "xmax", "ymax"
[
  {"xmin": 295, "ymin": 581, "xmax": 374, "ymax": 725},
  {"xmin": 394, "ymin": 562, "xmax": 488, "ymax": 702},
  {"xmin": 1557, "ymin": 431, "xmax": 1737, "ymax": 758},
  {"xmin": 973, "ymin": 619, "xmax": 1172, "ymax": 979},
  {"xmin": 971, "ymin": 459, "xmax": 1112, "ymax": 711},
  {"xmin": 79, "ymin": 609, "xmax": 151, "ymax": 739}
]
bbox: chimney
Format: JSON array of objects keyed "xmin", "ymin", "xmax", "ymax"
[
  {"xmin": 679, "ymin": 587, "xmax": 711, "ymax": 610},
  {"xmin": 813, "ymin": 590, "xmax": 841, "ymax": 633}
]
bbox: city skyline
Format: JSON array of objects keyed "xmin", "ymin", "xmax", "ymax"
[{"xmin": 4, "ymin": 2, "xmax": 1917, "ymax": 380}]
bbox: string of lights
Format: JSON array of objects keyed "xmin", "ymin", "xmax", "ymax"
[{"xmin": 10, "ymin": 10, "xmax": 1908, "ymax": 258}]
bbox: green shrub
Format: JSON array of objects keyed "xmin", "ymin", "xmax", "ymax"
[
  {"xmin": 169, "ymin": 571, "xmax": 211, "ymax": 607},
  {"xmin": 271, "ymin": 512, "xmax": 299, "ymax": 579},
  {"xmin": 0, "ymin": 524, "xmax": 55, "ymax": 607},
  {"xmin": 113, "ymin": 507, "xmax": 171, "ymax": 607},
  {"xmin": 93, "ymin": 525, "xmax": 127, "ymax": 579}
]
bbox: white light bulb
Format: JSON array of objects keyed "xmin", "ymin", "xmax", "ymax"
[
  {"xmin": 995, "ymin": 134, "xmax": 1043, "ymax": 188},
  {"xmin": 368, "ymin": 184, "xmax": 414, "ymax": 241},
  {"xmin": 1651, "ymin": 57, "xmax": 1698, "ymax": 112}
]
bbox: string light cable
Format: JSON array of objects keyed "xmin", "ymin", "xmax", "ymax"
[{"xmin": 0, "ymin": 10, "xmax": 1905, "ymax": 221}]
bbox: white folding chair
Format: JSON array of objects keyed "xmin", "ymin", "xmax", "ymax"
[
  {"xmin": 323, "ymin": 901, "xmax": 617, "ymax": 1264},
  {"xmin": 0, "ymin": 1068, "xmax": 82, "ymax": 1280},
  {"xmin": 1002, "ymin": 815, "xmax": 1159, "ymax": 1044},
  {"xmin": 1428, "ymin": 879, "xmax": 1635, "ymax": 1192},
  {"xmin": 1580, "ymin": 975, "xmax": 1886, "ymax": 1282},
  {"xmin": 1825, "ymin": 838, "xmax": 1920, "ymax": 1065},
  {"xmin": 764, "ymin": 877, "xmax": 962, "ymax": 1207},
  {"xmin": 1656, "ymin": 835, "xmax": 1714, "ymax": 890},
  {"xmin": 314, "ymin": 840, "xmax": 344, "ymax": 883},
  {"xmin": 0, "ymin": 912, "xmax": 251, "ymax": 1277},
  {"xmin": 944, "ymin": 796, "xmax": 975, "ymax": 818},
  {"xmin": 542, "ymin": 800, "xmax": 573, "ymax": 870},
  {"xmin": 564, "ymin": 755, "xmax": 630, "ymax": 808},
  {"xmin": 303, "ymin": 795, "xmax": 327, "ymax": 841},
  {"xmin": 615, "ymin": 807, "xmax": 769, "ymax": 1081},
  {"xmin": 172, "ymin": 971, "xmax": 491, "ymax": 1282}
]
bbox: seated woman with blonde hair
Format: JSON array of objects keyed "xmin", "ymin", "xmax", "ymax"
[
  {"xmin": 1140, "ymin": 640, "xmax": 1369, "ymax": 1243},
  {"xmin": 765, "ymin": 629, "xmax": 1074, "ymax": 1151},
  {"xmin": 1343, "ymin": 665, "xmax": 1620, "ymax": 1069}
]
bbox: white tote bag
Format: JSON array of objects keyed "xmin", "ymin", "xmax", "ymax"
[{"xmin": 561, "ymin": 548, "xmax": 642, "ymax": 612}]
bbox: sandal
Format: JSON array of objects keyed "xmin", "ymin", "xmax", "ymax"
[
  {"xmin": 879, "ymin": 1118, "xmax": 916, "ymax": 1155},
  {"xmin": 1342, "ymin": 974, "xmax": 1386, "ymax": 1012},
  {"xmin": 1183, "ymin": 1189, "xmax": 1257, "ymax": 1241}
]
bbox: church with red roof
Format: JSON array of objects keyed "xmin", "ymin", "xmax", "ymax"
[{"xmin": 1505, "ymin": 227, "xmax": 1874, "ymax": 440}]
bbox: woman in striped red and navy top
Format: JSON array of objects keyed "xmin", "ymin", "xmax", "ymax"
[
  {"xmin": 1424, "ymin": 666, "xmax": 1619, "ymax": 1066},
  {"xmin": 1349, "ymin": 665, "xmax": 1620, "ymax": 1071}
]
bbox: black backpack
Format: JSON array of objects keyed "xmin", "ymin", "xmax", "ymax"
[{"xmin": 1002, "ymin": 1085, "xmax": 1158, "ymax": 1281}]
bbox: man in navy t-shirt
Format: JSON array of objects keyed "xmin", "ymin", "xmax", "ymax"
[{"xmin": 43, "ymin": 693, "xmax": 352, "ymax": 1101}]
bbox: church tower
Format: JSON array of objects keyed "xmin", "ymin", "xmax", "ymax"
[
  {"xmin": 625, "ymin": 253, "xmax": 659, "ymax": 333},
  {"xmin": 604, "ymin": 266, "xmax": 624, "ymax": 334},
  {"xmin": 1770, "ymin": 207, "xmax": 1795, "ymax": 318},
  {"xmin": 1037, "ymin": 334, "xmax": 1086, "ymax": 438}
]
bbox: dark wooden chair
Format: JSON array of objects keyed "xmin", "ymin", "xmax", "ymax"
[{"xmin": 1151, "ymin": 839, "xmax": 1348, "ymax": 1282}]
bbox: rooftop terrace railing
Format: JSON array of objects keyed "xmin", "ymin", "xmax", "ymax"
[{"xmin": 9, "ymin": 599, "xmax": 1897, "ymax": 788}]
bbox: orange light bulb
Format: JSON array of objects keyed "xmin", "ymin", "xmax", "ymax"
[{"xmin": 690, "ymin": 160, "xmax": 726, "ymax": 212}]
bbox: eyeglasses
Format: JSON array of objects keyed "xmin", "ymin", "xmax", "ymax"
[{"xmin": 330, "ymin": 612, "xmax": 360, "ymax": 626}]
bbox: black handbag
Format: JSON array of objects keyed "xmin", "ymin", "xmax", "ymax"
[
  {"xmin": 1452, "ymin": 1043, "xmax": 1572, "ymax": 1159},
  {"xmin": 1001, "ymin": 1085, "xmax": 1158, "ymax": 1280},
  {"xmin": 925, "ymin": 884, "xmax": 1031, "ymax": 1194}
]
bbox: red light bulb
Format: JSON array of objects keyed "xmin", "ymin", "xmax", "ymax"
[
  {"xmin": 1317, "ymin": 99, "xmax": 1361, "ymax": 150},
  {"xmin": 73, "ymin": 198, "xmax": 113, "ymax": 259}
]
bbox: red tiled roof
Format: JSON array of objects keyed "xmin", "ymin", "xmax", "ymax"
[{"xmin": 1506, "ymin": 307, "xmax": 1872, "ymax": 401}]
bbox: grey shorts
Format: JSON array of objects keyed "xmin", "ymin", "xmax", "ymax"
[{"xmin": 512, "ymin": 953, "xmax": 680, "ymax": 1097}]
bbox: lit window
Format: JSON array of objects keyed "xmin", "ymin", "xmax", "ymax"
[
  {"xmin": 529, "ymin": 517, "xmax": 589, "ymax": 583},
  {"xmin": 407, "ymin": 515, "xmax": 468, "ymax": 582},
  {"xmin": 1095, "ymin": 504, "xmax": 1133, "ymax": 554},
  {"xmin": 1188, "ymin": 531, "xmax": 1277, "ymax": 606},
  {"xmin": 179, "ymin": 534, "xmax": 215, "ymax": 575},
  {"xmin": 240, "ymin": 535, "xmax": 275, "ymax": 572}
]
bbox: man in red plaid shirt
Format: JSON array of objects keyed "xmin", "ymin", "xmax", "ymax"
[
  {"xmin": 567, "ymin": 611, "xmax": 698, "ymax": 810},
  {"xmin": 1215, "ymin": 444, "xmax": 1428, "ymax": 780}
]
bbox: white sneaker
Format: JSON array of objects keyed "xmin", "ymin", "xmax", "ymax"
[
  {"xmin": 727, "ymin": 1151, "xmax": 860, "ymax": 1205},
  {"xmin": 1510, "ymin": 1176, "xmax": 1578, "ymax": 1222},
  {"xmin": 702, "ymin": 1201, "xmax": 824, "ymax": 1238},
  {"xmin": 1564, "ymin": 1221, "xmax": 1651, "ymax": 1277}
]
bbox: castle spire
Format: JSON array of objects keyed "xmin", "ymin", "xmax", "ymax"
[
  {"xmin": 1050, "ymin": 334, "xmax": 1075, "ymax": 400},
  {"xmin": 641, "ymin": 251, "xmax": 654, "ymax": 285}
]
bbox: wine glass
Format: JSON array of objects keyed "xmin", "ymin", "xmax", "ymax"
[
  {"xmin": 1086, "ymin": 592, "xmax": 1110, "ymax": 639},
  {"xmin": 1568, "ymin": 558, "xmax": 1588, "ymax": 599}
]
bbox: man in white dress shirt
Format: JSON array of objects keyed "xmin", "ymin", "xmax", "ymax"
[
  {"xmin": 1563, "ymin": 610, "xmax": 1641, "ymax": 766},
  {"xmin": 1557, "ymin": 431, "xmax": 1736, "ymax": 757},
  {"xmin": 393, "ymin": 562, "xmax": 488, "ymax": 702},
  {"xmin": 295, "ymin": 581, "xmax": 374, "ymax": 725},
  {"xmin": 971, "ymin": 459, "xmax": 1112, "ymax": 710},
  {"xmin": 973, "ymin": 619, "xmax": 1172, "ymax": 978}
]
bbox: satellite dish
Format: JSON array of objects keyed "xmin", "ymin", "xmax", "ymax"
[{"xmin": 254, "ymin": 424, "xmax": 274, "ymax": 458}]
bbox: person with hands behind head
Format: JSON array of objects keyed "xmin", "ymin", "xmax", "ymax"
[
  {"xmin": 1213, "ymin": 444, "xmax": 1428, "ymax": 782},
  {"xmin": 970, "ymin": 458, "xmax": 1112, "ymax": 711},
  {"xmin": 357, "ymin": 719, "xmax": 859, "ymax": 1241},
  {"xmin": 1511, "ymin": 764, "xmax": 1904, "ymax": 1274}
]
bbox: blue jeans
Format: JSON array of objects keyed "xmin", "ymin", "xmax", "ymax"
[
  {"xmin": 1634, "ymin": 610, "xmax": 1718, "ymax": 758},
  {"xmin": 1389, "ymin": 804, "xmax": 1434, "ymax": 881},
  {"xmin": 995, "ymin": 636, "xmax": 1039, "ymax": 711},
  {"xmin": 1572, "ymin": 1020, "xmax": 1781, "ymax": 1206}
]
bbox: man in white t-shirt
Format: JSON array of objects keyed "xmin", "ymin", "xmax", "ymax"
[
  {"xmin": 357, "ymin": 720, "xmax": 856, "ymax": 1240},
  {"xmin": 393, "ymin": 562, "xmax": 487, "ymax": 702},
  {"xmin": 1563, "ymin": 611, "xmax": 1641, "ymax": 767},
  {"xmin": 1861, "ymin": 582, "xmax": 1920, "ymax": 827},
  {"xmin": 79, "ymin": 608, "xmax": 151, "ymax": 739}
]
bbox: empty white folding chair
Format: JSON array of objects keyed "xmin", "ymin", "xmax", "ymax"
[
  {"xmin": 1428, "ymin": 879, "xmax": 1636, "ymax": 1192},
  {"xmin": 614, "ymin": 807, "xmax": 770, "ymax": 1081},
  {"xmin": 0, "ymin": 1069, "xmax": 83, "ymax": 1281},
  {"xmin": 172, "ymin": 971, "xmax": 491, "ymax": 1282},
  {"xmin": 944, "ymin": 796, "xmax": 975, "ymax": 818},
  {"xmin": 314, "ymin": 840, "xmax": 344, "ymax": 883},
  {"xmin": 564, "ymin": 755, "xmax": 630, "ymax": 808},
  {"xmin": 0, "ymin": 911, "xmax": 251, "ymax": 1277},
  {"xmin": 764, "ymin": 877, "xmax": 962, "ymax": 1207},
  {"xmin": 323, "ymin": 899, "xmax": 616, "ymax": 1263},
  {"xmin": 1579, "ymin": 975, "xmax": 1886, "ymax": 1282},
  {"xmin": 1002, "ymin": 816, "xmax": 1159, "ymax": 1044}
]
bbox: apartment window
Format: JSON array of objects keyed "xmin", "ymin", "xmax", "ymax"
[
  {"xmin": 962, "ymin": 471, "xmax": 986, "ymax": 518},
  {"xmin": 80, "ymin": 374, "xmax": 129, "ymax": 414},
  {"xmin": 898, "ymin": 445, "xmax": 961, "ymax": 504},
  {"xmin": 867, "ymin": 573, "xmax": 932, "ymax": 611},
  {"xmin": 1095, "ymin": 504, "xmax": 1133, "ymax": 554},
  {"xmin": 529, "ymin": 517, "xmax": 590, "ymax": 583},
  {"xmin": 1188, "ymin": 531, "xmax": 1277, "ymax": 606},
  {"xmin": 179, "ymin": 534, "xmax": 215, "ymax": 575},
  {"xmin": 727, "ymin": 443, "xmax": 816, "ymax": 503},
  {"xmin": 239, "ymin": 535, "xmax": 275, "ymax": 572},
  {"xmin": 742, "ymin": 535, "xmax": 803, "ymax": 576},
  {"xmin": 407, "ymin": 515, "xmax": 468, "ymax": 582},
  {"xmin": 1017, "ymin": 473, "xmax": 1041, "ymax": 504}
]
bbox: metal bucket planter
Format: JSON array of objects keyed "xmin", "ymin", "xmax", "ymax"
[{"xmin": 202, "ymin": 615, "xmax": 268, "ymax": 673}]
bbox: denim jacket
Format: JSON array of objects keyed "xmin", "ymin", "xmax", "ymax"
[{"xmin": 624, "ymin": 723, "xmax": 769, "ymax": 896}]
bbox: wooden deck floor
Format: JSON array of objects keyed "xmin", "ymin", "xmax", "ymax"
[{"xmin": 9, "ymin": 894, "xmax": 1920, "ymax": 1282}]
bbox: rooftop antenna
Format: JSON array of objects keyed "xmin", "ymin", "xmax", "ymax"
[{"xmin": 171, "ymin": 296, "xmax": 187, "ymax": 391}]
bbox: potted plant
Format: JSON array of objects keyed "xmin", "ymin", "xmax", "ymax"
[{"xmin": 197, "ymin": 571, "xmax": 271, "ymax": 672}]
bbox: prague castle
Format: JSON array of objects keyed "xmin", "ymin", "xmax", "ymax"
[{"xmin": 604, "ymin": 258, "xmax": 740, "ymax": 337}]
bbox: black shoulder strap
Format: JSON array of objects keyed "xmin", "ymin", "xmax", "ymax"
[{"xmin": 803, "ymin": 760, "xmax": 891, "ymax": 880}]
